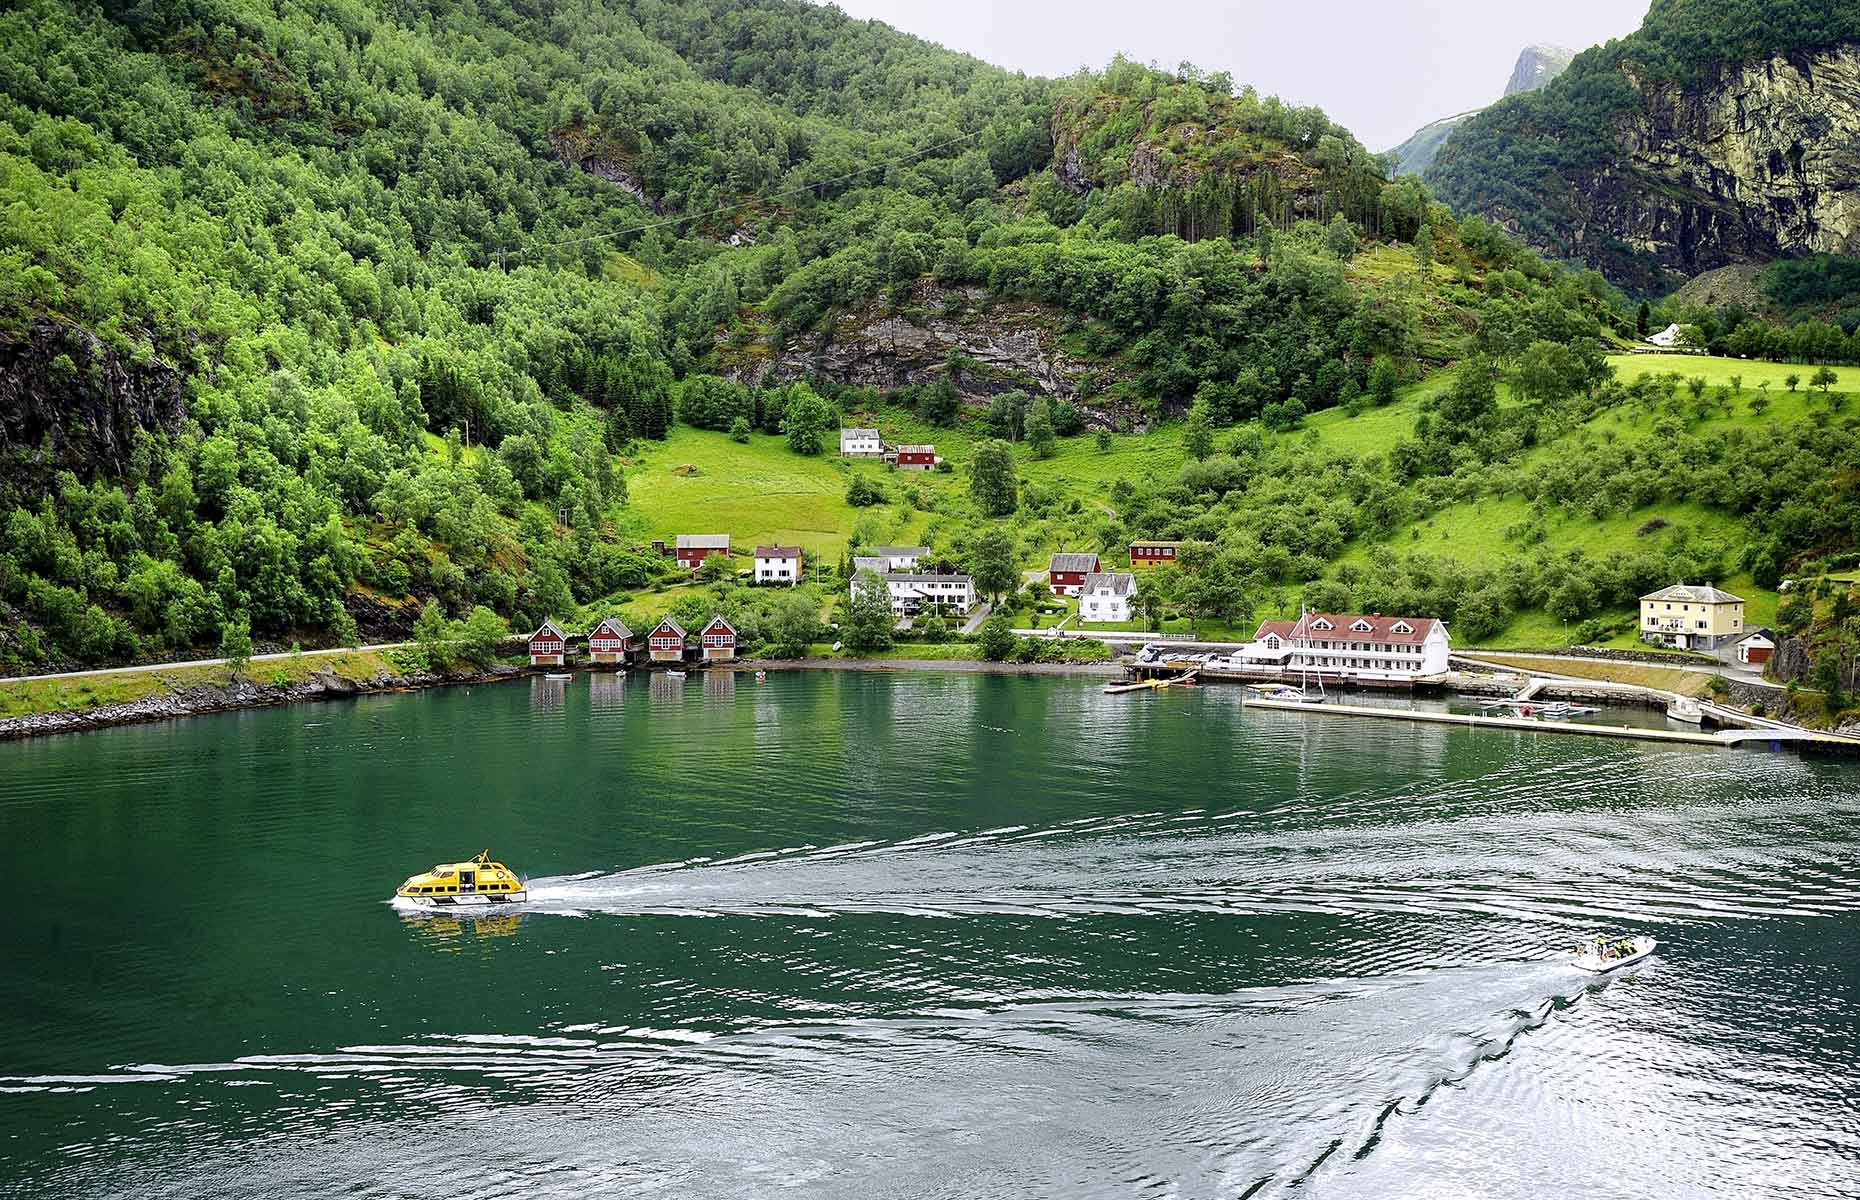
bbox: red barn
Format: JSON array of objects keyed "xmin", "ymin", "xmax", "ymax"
[
  {"xmin": 528, "ymin": 619, "xmax": 568, "ymax": 666},
  {"xmin": 894, "ymin": 444, "xmax": 939, "ymax": 470},
  {"xmin": 588, "ymin": 617, "xmax": 635, "ymax": 664},
  {"xmin": 1129, "ymin": 540, "xmax": 1180, "ymax": 570},
  {"xmin": 647, "ymin": 618, "xmax": 688, "ymax": 663},
  {"xmin": 1048, "ymin": 552, "xmax": 1101, "ymax": 596},
  {"xmin": 699, "ymin": 614, "xmax": 738, "ymax": 662},
  {"xmin": 675, "ymin": 534, "xmax": 730, "ymax": 570}
]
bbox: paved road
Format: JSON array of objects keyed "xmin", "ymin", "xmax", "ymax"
[{"xmin": 2, "ymin": 642, "xmax": 413, "ymax": 685}]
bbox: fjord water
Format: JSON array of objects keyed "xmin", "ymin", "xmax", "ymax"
[{"xmin": 2, "ymin": 673, "xmax": 1857, "ymax": 1198}]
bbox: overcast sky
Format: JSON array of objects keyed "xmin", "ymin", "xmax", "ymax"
[{"xmin": 822, "ymin": 0, "xmax": 1649, "ymax": 150}]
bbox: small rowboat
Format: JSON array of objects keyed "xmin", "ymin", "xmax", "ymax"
[
  {"xmin": 544, "ymin": 673, "xmax": 573, "ymax": 681},
  {"xmin": 1573, "ymin": 934, "xmax": 1656, "ymax": 973}
]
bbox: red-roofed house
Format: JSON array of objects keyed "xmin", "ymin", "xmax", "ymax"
[
  {"xmin": 754, "ymin": 546, "xmax": 803, "ymax": 585},
  {"xmin": 1224, "ymin": 613, "xmax": 1450, "ymax": 686}
]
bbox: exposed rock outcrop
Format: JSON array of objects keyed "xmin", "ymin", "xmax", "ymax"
[
  {"xmin": 1442, "ymin": 42, "xmax": 1860, "ymax": 292},
  {"xmin": 0, "ymin": 317, "xmax": 187, "ymax": 486},
  {"xmin": 1504, "ymin": 45, "xmax": 1576, "ymax": 99},
  {"xmin": 550, "ymin": 125, "xmax": 665, "ymax": 214},
  {"xmin": 717, "ymin": 284, "xmax": 1148, "ymax": 429},
  {"xmin": 1595, "ymin": 46, "xmax": 1860, "ymax": 281}
]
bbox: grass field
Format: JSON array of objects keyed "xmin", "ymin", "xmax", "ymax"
[
  {"xmin": 600, "ymin": 349, "xmax": 1833, "ymax": 654},
  {"xmin": 1606, "ymin": 353, "xmax": 1851, "ymax": 396},
  {"xmin": 1466, "ymin": 652, "xmax": 1717, "ymax": 698}
]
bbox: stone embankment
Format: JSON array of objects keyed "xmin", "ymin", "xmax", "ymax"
[{"xmin": 0, "ymin": 664, "xmax": 523, "ymax": 741}]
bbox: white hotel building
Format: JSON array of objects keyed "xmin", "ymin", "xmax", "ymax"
[{"xmin": 1221, "ymin": 613, "xmax": 1451, "ymax": 686}]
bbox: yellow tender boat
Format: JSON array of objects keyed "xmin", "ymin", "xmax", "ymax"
[{"xmin": 395, "ymin": 850, "xmax": 527, "ymax": 908}]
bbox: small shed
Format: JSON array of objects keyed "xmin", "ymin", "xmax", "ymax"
[
  {"xmin": 647, "ymin": 617, "xmax": 688, "ymax": 663},
  {"xmin": 1736, "ymin": 629, "xmax": 1776, "ymax": 667},
  {"xmin": 699, "ymin": 614, "xmax": 738, "ymax": 662},
  {"xmin": 588, "ymin": 617, "xmax": 635, "ymax": 664},
  {"xmin": 528, "ymin": 619, "xmax": 568, "ymax": 667}
]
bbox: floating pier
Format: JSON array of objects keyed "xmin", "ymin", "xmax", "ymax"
[{"xmin": 1241, "ymin": 697, "xmax": 1860, "ymax": 752}]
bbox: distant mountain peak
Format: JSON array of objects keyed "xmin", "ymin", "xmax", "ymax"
[
  {"xmin": 1503, "ymin": 44, "xmax": 1576, "ymax": 97},
  {"xmin": 1386, "ymin": 42, "xmax": 1576, "ymax": 176}
]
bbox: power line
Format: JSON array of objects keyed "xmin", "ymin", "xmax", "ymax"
[{"xmin": 505, "ymin": 128, "xmax": 985, "ymax": 264}]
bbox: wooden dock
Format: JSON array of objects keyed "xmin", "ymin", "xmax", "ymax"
[{"xmin": 1240, "ymin": 697, "xmax": 1860, "ymax": 752}]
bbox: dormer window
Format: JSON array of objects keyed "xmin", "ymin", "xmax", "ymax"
[
  {"xmin": 1312, "ymin": 618, "xmax": 1333, "ymax": 631},
  {"xmin": 1350, "ymin": 619, "xmax": 1373, "ymax": 632},
  {"xmin": 1391, "ymin": 621, "xmax": 1414, "ymax": 635}
]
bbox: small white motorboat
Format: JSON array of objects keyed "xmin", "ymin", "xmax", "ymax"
[
  {"xmin": 1573, "ymin": 934, "xmax": 1656, "ymax": 973},
  {"xmin": 664, "ymin": 669, "xmax": 687, "ymax": 679},
  {"xmin": 544, "ymin": 673, "xmax": 573, "ymax": 681}
]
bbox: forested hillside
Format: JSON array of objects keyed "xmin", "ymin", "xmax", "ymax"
[{"xmin": 0, "ymin": 0, "xmax": 1855, "ymax": 676}]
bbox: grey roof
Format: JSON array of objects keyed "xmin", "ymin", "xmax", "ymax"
[
  {"xmin": 650, "ymin": 617, "xmax": 687, "ymax": 637},
  {"xmin": 871, "ymin": 545, "xmax": 929, "ymax": 558},
  {"xmin": 852, "ymin": 556, "xmax": 889, "ymax": 575},
  {"xmin": 840, "ymin": 427, "xmax": 880, "ymax": 439},
  {"xmin": 1050, "ymin": 552, "xmax": 1100, "ymax": 573},
  {"xmin": 1641, "ymin": 583, "xmax": 1744, "ymax": 604},
  {"xmin": 676, "ymin": 534, "xmax": 730, "ymax": 550},
  {"xmin": 530, "ymin": 619, "xmax": 568, "ymax": 640},
  {"xmin": 591, "ymin": 616, "xmax": 633, "ymax": 638},
  {"xmin": 1082, "ymin": 571, "xmax": 1135, "ymax": 596},
  {"xmin": 885, "ymin": 573, "xmax": 974, "ymax": 585}
]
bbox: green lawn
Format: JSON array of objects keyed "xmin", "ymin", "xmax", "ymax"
[
  {"xmin": 1605, "ymin": 352, "xmax": 1851, "ymax": 396},
  {"xmin": 620, "ymin": 427, "xmax": 938, "ymax": 556}
]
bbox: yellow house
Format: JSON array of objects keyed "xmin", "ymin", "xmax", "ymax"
[{"xmin": 1639, "ymin": 583, "xmax": 1745, "ymax": 650}]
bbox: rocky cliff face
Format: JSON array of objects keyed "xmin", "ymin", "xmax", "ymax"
[
  {"xmin": 717, "ymin": 284, "xmax": 1146, "ymax": 429},
  {"xmin": 0, "ymin": 317, "xmax": 186, "ymax": 487},
  {"xmin": 1600, "ymin": 47, "xmax": 1860, "ymax": 276},
  {"xmin": 1476, "ymin": 43, "xmax": 1860, "ymax": 292}
]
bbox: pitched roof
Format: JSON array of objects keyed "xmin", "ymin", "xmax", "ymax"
[
  {"xmin": 885, "ymin": 573, "xmax": 974, "ymax": 585},
  {"xmin": 701, "ymin": 614, "xmax": 737, "ymax": 635},
  {"xmin": 852, "ymin": 556, "xmax": 889, "ymax": 575},
  {"xmin": 650, "ymin": 617, "xmax": 687, "ymax": 638},
  {"xmin": 1129, "ymin": 539, "xmax": 1181, "ymax": 548},
  {"xmin": 529, "ymin": 619, "xmax": 567, "ymax": 641},
  {"xmin": 675, "ymin": 534, "xmax": 730, "ymax": 550},
  {"xmin": 754, "ymin": 545, "xmax": 802, "ymax": 558},
  {"xmin": 840, "ymin": 427, "xmax": 880, "ymax": 439},
  {"xmin": 895, "ymin": 444, "xmax": 936, "ymax": 454},
  {"xmin": 1050, "ymin": 552, "xmax": 1100, "ymax": 573},
  {"xmin": 872, "ymin": 545, "xmax": 929, "ymax": 557},
  {"xmin": 1257, "ymin": 614, "xmax": 1442, "ymax": 645},
  {"xmin": 1082, "ymin": 571, "xmax": 1135, "ymax": 596},
  {"xmin": 1641, "ymin": 582, "xmax": 1744, "ymax": 604},
  {"xmin": 591, "ymin": 616, "xmax": 632, "ymax": 639}
]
